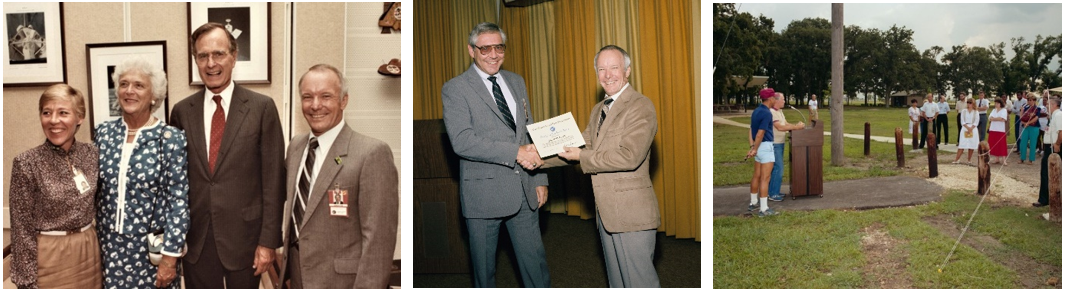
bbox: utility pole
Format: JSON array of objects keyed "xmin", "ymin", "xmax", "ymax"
[{"xmin": 831, "ymin": 3, "xmax": 845, "ymax": 166}]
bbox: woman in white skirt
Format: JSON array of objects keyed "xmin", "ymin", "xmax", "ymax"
[{"xmin": 954, "ymin": 98, "xmax": 980, "ymax": 164}]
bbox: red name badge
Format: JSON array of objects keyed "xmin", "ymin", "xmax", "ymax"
[{"xmin": 327, "ymin": 184, "xmax": 349, "ymax": 217}]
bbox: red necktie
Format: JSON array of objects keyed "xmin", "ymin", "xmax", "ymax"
[{"xmin": 209, "ymin": 95, "xmax": 226, "ymax": 174}]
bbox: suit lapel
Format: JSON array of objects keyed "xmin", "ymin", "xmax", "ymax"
[
  {"xmin": 508, "ymin": 72, "xmax": 529, "ymax": 139},
  {"xmin": 187, "ymin": 90, "xmax": 211, "ymax": 176},
  {"xmin": 215, "ymin": 86, "xmax": 251, "ymax": 170},
  {"xmin": 464, "ymin": 66, "xmax": 516, "ymax": 136},
  {"xmin": 594, "ymin": 86, "xmax": 635, "ymax": 148},
  {"xmin": 302, "ymin": 124, "xmax": 352, "ymax": 225},
  {"xmin": 284, "ymin": 135, "xmax": 308, "ymax": 239}
]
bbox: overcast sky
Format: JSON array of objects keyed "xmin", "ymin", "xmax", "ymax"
[{"xmin": 735, "ymin": 3, "xmax": 1062, "ymax": 61}]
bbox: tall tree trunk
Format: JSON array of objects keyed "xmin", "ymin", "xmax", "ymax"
[{"xmin": 831, "ymin": 4, "xmax": 845, "ymax": 166}]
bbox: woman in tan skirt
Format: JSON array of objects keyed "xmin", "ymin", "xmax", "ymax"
[{"xmin": 9, "ymin": 84, "xmax": 103, "ymax": 288}]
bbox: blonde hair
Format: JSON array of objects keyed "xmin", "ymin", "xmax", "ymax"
[{"xmin": 39, "ymin": 84, "xmax": 87, "ymax": 119}]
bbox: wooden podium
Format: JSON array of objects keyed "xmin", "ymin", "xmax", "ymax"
[
  {"xmin": 413, "ymin": 120, "xmax": 469, "ymax": 273},
  {"xmin": 789, "ymin": 119, "xmax": 823, "ymax": 199}
]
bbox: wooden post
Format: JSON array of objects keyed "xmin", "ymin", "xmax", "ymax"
[
  {"xmin": 977, "ymin": 142, "xmax": 990, "ymax": 195},
  {"xmin": 912, "ymin": 123, "xmax": 919, "ymax": 150},
  {"xmin": 895, "ymin": 127, "xmax": 905, "ymax": 168},
  {"xmin": 1050, "ymin": 154, "xmax": 1061, "ymax": 222},
  {"xmin": 830, "ymin": 3, "xmax": 845, "ymax": 166},
  {"xmin": 864, "ymin": 122, "xmax": 871, "ymax": 157},
  {"xmin": 928, "ymin": 132, "xmax": 938, "ymax": 178}
]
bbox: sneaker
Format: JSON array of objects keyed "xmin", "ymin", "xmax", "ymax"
[
  {"xmin": 757, "ymin": 208, "xmax": 779, "ymax": 217},
  {"xmin": 769, "ymin": 195, "xmax": 784, "ymax": 202},
  {"xmin": 1033, "ymin": 202, "xmax": 1047, "ymax": 207},
  {"xmin": 748, "ymin": 204, "xmax": 759, "ymax": 212}
]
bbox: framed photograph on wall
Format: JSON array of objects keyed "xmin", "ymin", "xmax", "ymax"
[
  {"xmin": 188, "ymin": 2, "xmax": 270, "ymax": 84},
  {"xmin": 86, "ymin": 41, "xmax": 168, "ymax": 132},
  {"xmin": 3, "ymin": 2, "xmax": 65, "ymax": 86}
]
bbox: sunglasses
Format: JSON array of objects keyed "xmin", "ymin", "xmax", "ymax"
[{"xmin": 473, "ymin": 44, "xmax": 506, "ymax": 55}]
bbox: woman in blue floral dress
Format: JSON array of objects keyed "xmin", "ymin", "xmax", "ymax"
[{"xmin": 95, "ymin": 57, "xmax": 189, "ymax": 289}]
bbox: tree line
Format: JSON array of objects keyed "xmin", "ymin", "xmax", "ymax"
[{"xmin": 713, "ymin": 3, "xmax": 1063, "ymax": 107}]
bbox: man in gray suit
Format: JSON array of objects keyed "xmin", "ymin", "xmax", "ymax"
[
  {"xmin": 541, "ymin": 45, "xmax": 660, "ymax": 287},
  {"xmin": 170, "ymin": 22, "xmax": 285, "ymax": 288},
  {"xmin": 279, "ymin": 64, "xmax": 398, "ymax": 288},
  {"xmin": 441, "ymin": 22, "xmax": 550, "ymax": 288}
]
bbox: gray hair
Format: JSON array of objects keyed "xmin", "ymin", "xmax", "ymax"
[
  {"xmin": 111, "ymin": 57, "xmax": 167, "ymax": 112},
  {"xmin": 1050, "ymin": 97, "xmax": 1061, "ymax": 108},
  {"xmin": 467, "ymin": 22, "xmax": 507, "ymax": 47},
  {"xmin": 594, "ymin": 45, "xmax": 631, "ymax": 70},
  {"xmin": 774, "ymin": 92, "xmax": 784, "ymax": 100},
  {"xmin": 299, "ymin": 63, "xmax": 348, "ymax": 97}
]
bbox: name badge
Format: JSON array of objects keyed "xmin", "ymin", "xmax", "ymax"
[
  {"xmin": 72, "ymin": 167, "xmax": 91, "ymax": 194},
  {"xmin": 327, "ymin": 184, "xmax": 349, "ymax": 217}
]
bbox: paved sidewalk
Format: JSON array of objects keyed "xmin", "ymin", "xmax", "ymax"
[
  {"xmin": 713, "ymin": 115, "xmax": 959, "ymax": 153},
  {"xmin": 712, "ymin": 176, "xmax": 943, "ymax": 216}
]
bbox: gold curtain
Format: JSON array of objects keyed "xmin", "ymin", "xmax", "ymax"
[
  {"xmin": 413, "ymin": 0, "xmax": 454, "ymax": 120},
  {"xmin": 414, "ymin": 0, "xmax": 497, "ymax": 119},
  {"xmin": 634, "ymin": 0, "xmax": 698, "ymax": 240},
  {"xmin": 412, "ymin": 0, "xmax": 699, "ymax": 240}
]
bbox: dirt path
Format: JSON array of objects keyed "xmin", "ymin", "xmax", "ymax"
[
  {"xmin": 923, "ymin": 215, "xmax": 1062, "ymax": 289},
  {"xmin": 860, "ymin": 223, "xmax": 913, "ymax": 288}
]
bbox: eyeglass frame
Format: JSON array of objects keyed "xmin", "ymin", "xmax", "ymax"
[
  {"xmin": 472, "ymin": 44, "xmax": 506, "ymax": 55},
  {"xmin": 194, "ymin": 50, "xmax": 233, "ymax": 63}
]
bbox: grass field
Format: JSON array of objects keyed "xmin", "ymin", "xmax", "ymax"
[
  {"xmin": 713, "ymin": 191, "xmax": 1062, "ymax": 289},
  {"xmin": 727, "ymin": 106, "xmax": 1020, "ymax": 146},
  {"xmin": 712, "ymin": 123, "xmax": 951, "ymax": 186},
  {"xmin": 712, "ymin": 106, "xmax": 1060, "ymax": 288}
]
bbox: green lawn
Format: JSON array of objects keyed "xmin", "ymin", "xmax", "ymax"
[
  {"xmin": 728, "ymin": 106, "xmax": 1019, "ymax": 146},
  {"xmin": 712, "ymin": 123, "xmax": 949, "ymax": 186},
  {"xmin": 713, "ymin": 191, "xmax": 1062, "ymax": 288}
]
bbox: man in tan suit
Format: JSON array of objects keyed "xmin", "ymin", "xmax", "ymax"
[
  {"xmin": 539, "ymin": 45, "xmax": 660, "ymax": 287},
  {"xmin": 279, "ymin": 64, "xmax": 398, "ymax": 288}
]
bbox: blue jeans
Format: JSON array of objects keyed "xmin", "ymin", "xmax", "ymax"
[{"xmin": 769, "ymin": 143, "xmax": 785, "ymax": 197}]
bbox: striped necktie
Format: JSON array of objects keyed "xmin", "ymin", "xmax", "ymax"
[
  {"xmin": 598, "ymin": 98, "xmax": 615, "ymax": 136},
  {"xmin": 488, "ymin": 76, "xmax": 516, "ymax": 131},
  {"xmin": 292, "ymin": 137, "xmax": 318, "ymax": 241}
]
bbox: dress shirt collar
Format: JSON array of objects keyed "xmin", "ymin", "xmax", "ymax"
[
  {"xmin": 310, "ymin": 118, "xmax": 346, "ymax": 154},
  {"xmin": 603, "ymin": 83, "xmax": 630, "ymax": 110},
  {"xmin": 203, "ymin": 80, "xmax": 236, "ymax": 106},
  {"xmin": 472, "ymin": 64, "xmax": 500, "ymax": 83}
]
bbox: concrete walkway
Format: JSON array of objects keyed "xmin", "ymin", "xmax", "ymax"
[
  {"xmin": 713, "ymin": 115, "xmax": 959, "ymax": 153},
  {"xmin": 713, "ymin": 176, "xmax": 943, "ymax": 216}
]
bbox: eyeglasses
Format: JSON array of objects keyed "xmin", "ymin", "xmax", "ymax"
[
  {"xmin": 195, "ymin": 50, "xmax": 231, "ymax": 63},
  {"xmin": 473, "ymin": 44, "xmax": 506, "ymax": 55}
]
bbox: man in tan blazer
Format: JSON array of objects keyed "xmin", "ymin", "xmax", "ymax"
[
  {"xmin": 541, "ymin": 45, "xmax": 660, "ymax": 287},
  {"xmin": 170, "ymin": 22, "xmax": 285, "ymax": 288},
  {"xmin": 279, "ymin": 64, "xmax": 398, "ymax": 288}
]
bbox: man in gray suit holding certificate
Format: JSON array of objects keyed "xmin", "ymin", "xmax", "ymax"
[{"xmin": 441, "ymin": 22, "xmax": 550, "ymax": 288}]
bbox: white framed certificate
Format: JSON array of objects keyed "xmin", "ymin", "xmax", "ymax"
[{"xmin": 526, "ymin": 112, "xmax": 585, "ymax": 158}]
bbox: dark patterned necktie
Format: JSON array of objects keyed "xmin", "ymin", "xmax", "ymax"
[
  {"xmin": 292, "ymin": 137, "xmax": 319, "ymax": 239},
  {"xmin": 209, "ymin": 95, "xmax": 225, "ymax": 174},
  {"xmin": 488, "ymin": 76, "xmax": 516, "ymax": 131},
  {"xmin": 598, "ymin": 98, "xmax": 615, "ymax": 136}
]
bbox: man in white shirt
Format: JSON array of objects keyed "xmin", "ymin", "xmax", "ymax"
[
  {"xmin": 1013, "ymin": 92, "xmax": 1027, "ymax": 152},
  {"xmin": 919, "ymin": 93, "xmax": 938, "ymax": 149},
  {"xmin": 1035, "ymin": 96, "xmax": 1061, "ymax": 207},
  {"xmin": 976, "ymin": 91, "xmax": 990, "ymax": 141},
  {"xmin": 808, "ymin": 94, "xmax": 819, "ymax": 121},
  {"xmin": 935, "ymin": 94, "xmax": 950, "ymax": 146}
]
